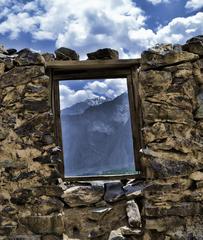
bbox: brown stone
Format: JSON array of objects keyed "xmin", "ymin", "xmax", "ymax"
[
  {"xmin": 87, "ymin": 48, "xmax": 119, "ymax": 60},
  {"xmin": 0, "ymin": 62, "xmax": 5, "ymax": 75},
  {"xmin": 20, "ymin": 215, "xmax": 64, "ymax": 235},
  {"xmin": 145, "ymin": 216, "xmax": 185, "ymax": 232},
  {"xmin": 23, "ymin": 99, "xmax": 49, "ymax": 112},
  {"xmin": 182, "ymin": 35, "xmax": 203, "ymax": 55},
  {"xmin": 189, "ymin": 171, "xmax": 203, "ymax": 181},
  {"xmin": 62, "ymin": 185, "xmax": 104, "ymax": 207},
  {"xmin": 15, "ymin": 48, "xmax": 45, "ymax": 66},
  {"xmin": 195, "ymin": 87, "xmax": 203, "ymax": 119},
  {"xmin": 142, "ymin": 100, "xmax": 193, "ymax": 124},
  {"xmin": 141, "ymin": 46, "xmax": 199, "ymax": 69},
  {"xmin": 0, "ymin": 66, "xmax": 45, "ymax": 88},
  {"xmin": 42, "ymin": 53, "xmax": 55, "ymax": 62},
  {"xmin": 55, "ymin": 47, "xmax": 79, "ymax": 60},
  {"xmin": 139, "ymin": 70, "xmax": 172, "ymax": 96}
]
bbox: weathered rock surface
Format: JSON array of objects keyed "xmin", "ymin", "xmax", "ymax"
[
  {"xmin": 55, "ymin": 47, "xmax": 79, "ymax": 60},
  {"xmin": 0, "ymin": 66, "xmax": 45, "ymax": 88},
  {"xmin": 126, "ymin": 200, "xmax": 141, "ymax": 228},
  {"xmin": 20, "ymin": 215, "xmax": 64, "ymax": 235},
  {"xmin": 87, "ymin": 48, "xmax": 119, "ymax": 60},
  {"xmin": 62, "ymin": 185, "xmax": 104, "ymax": 207},
  {"xmin": 183, "ymin": 35, "xmax": 203, "ymax": 55},
  {"xmin": 141, "ymin": 44, "xmax": 199, "ymax": 69},
  {"xmin": 15, "ymin": 49, "xmax": 45, "ymax": 66},
  {"xmin": 1, "ymin": 35, "xmax": 203, "ymax": 239}
]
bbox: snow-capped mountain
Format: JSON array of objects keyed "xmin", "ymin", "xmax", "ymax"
[
  {"xmin": 61, "ymin": 97, "xmax": 111, "ymax": 116},
  {"xmin": 61, "ymin": 92, "xmax": 136, "ymax": 176}
]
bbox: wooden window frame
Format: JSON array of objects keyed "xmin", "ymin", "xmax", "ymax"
[{"xmin": 46, "ymin": 59, "xmax": 143, "ymax": 181}]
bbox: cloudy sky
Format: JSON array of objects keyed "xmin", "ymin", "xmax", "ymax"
[{"xmin": 0, "ymin": 0, "xmax": 202, "ymax": 109}]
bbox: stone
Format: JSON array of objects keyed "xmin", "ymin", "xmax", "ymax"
[
  {"xmin": 87, "ymin": 48, "xmax": 119, "ymax": 60},
  {"xmin": 189, "ymin": 171, "xmax": 203, "ymax": 181},
  {"xmin": 23, "ymin": 99, "xmax": 49, "ymax": 112},
  {"xmin": 120, "ymin": 226, "xmax": 142, "ymax": 236},
  {"xmin": 11, "ymin": 189, "xmax": 32, "ymax": 205},
  {"xmin": 0, "ymin": 66, "xmax": 45, "ymax": 88},
  {"xmin": 141, "ymin": 45, "xmax": 199, "ymax": 69},
  {"xmin": 0, "ymin": 159, "xmax": 27, "ymax": 169},
  {"xmin": 63, "ymin": 201, "xmax": 128, "ymax": 239},
  {"xmin": 139, "ymin": 70, "xmax": 172, "ymax": 96},
  {"xmin": 42, "ymin": 52, "xmax": 55, "ymax": 62},
  {"xmin": 182, "ymin": 35, "xmax": 203, "ymax": 55},
  {"xmin": 145, "ymin": 216, "xmax": 185, "ymax": 232},
  {"xmin": 193, "ymin": 66, "xmax": 203, "ymax": 84},
  {"xmin": 20, "ymin": 214, "xmax": 64, "ymax": 235},
  {"xmin": 7, "ymin": 49, "xmax": 17, "ymax": 55},
  {"xmin": 142, "ymin": 100, "xmax": 193, "ymax": 124},
  {"xmin": 33, "ymin": 185, "xmax": 63, "ymax": 197},
  {"xmin": 142, "ymin": 150, "xmax": 201, "ymax": 178},
  {"xmin": 15, "ymin": 48, "xmax": 45, "ymax": 66},
  {"xmin": 108, "ymin": 229, "xmax": 126, "ymax": 240},
  {"xmin": 0, "ymin": 44, "xmax": 7, "ymax": 54},
  {"xmin": 144, "ymin": 202, "xmax": 202, "ymax": 217},
  {"xmin": 195, "ymin": 88, "xmax": 203, "ymax": 119},
  {"xmin": 104, "ymin": 182, "xmax": 125, "ymax": 202},
  {"xmin": 9, "ymin": 236, "xmax": 41, "ymax": 240},
  {"xmin": 55, "ymin": 47, "xmax": 79, "ymax": 60},
  {"xmin": 0, "ymin": 58, "xmax": 14, "ymax": 70},
  {"xmin": 62, "ymin": 185, "xmax": 104, "ymax": 207},
  {"xmin": 10, "ymin": 171, "xmax": 36, "ymax": 181},
  {"xmin": 34, "ymin": 196, "xmax": 64, "ymax": 215},
  {"xmin": 123, "ymin": 181, "xmax": 145, "ymax": 199},
  {"xmin": 126, "ymin": 200, "xmax": 141, "ymax": 228},
  {"xmin": 196, "ymin": 181, "xmax": 203, "ymax": 188},
  {"xmin": 0, "ymin": 62, "xmax": 5, "ymax": 75},
  {"xmin": 42, "ymin": 235, "xmax": 61, "ymax": 240}
]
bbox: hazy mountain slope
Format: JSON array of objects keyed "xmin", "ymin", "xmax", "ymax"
[{"xmin": 61, "ymin": 93, "xmax": 136, "ymax": 176}]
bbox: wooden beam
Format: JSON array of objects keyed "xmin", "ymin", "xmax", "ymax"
[
  {"xmin": 53, "ymin": 69, "xmax": 131, "ymax": 80},
  {"xmin": 46, "ymin": 59, "xmax": 140, "ymax": 71}
]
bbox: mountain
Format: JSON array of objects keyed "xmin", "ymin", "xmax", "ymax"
[
  {"xmin": 61, "ymin": 97, "xmax": 110, "ymax": 116},
  {"xmin": 60, "ymin": 92, "xmax": 136, "ymax": 176}
]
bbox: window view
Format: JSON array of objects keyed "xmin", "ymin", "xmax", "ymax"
[{"xmin": 59, "ymin": 78, "xmax": 136, "ymax": 177}]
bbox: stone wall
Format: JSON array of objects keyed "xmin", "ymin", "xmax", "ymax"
[{"xmin": 0, "ymin": 36, "xmax": 203, "ymax": 240}]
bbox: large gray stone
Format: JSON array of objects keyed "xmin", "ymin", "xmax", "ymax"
[
  {"xmin": 55, "ymin": 47, "xmax": 79, "ymax": 60},
  {"xmin": 104, "ymin": 182, "xmax": 125, "ymax": 203},
  {"xmin": 87, "ymin": 48, "xmax": 119, "ymax": 60},
  {"xmin": 141, "ymin": 44, "xmax": 199, "ymax": 69},
  {"xmin": 15, "ymin": 48, "xmax": 45, "ymax": 66},
  {"xmin": 62, "ymin": 185, "xmax": 104, "ymax": 207},
  {"xmin": 126, "ymin": 200, "xmax": 141, "ymax": 228},
  {"xmin": 182, "ymin": 35, "xmax": 203, "ymax": 55}
]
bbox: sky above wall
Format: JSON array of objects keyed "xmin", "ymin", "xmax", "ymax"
[{"xmin": 0, "ymin": 0, "xmax": 202, "ymax": 59}]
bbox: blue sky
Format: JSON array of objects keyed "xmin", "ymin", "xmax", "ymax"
[
  {"xmin": 0, "ymin": 0, "xmax": 202, "ymax": 59},
  {"xmin": 0, "ymin": 0, "xmax": 202, "ymax": 109}
]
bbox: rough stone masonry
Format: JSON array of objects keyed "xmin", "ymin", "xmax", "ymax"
[{"xmin": 0, "ymin": 35, "xmax": 203, "ymax": 240}]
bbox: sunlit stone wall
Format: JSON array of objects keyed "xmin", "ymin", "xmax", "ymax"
[{"xmin": 0, "ymin": 36, "xmax": 203, "ymax": 240}]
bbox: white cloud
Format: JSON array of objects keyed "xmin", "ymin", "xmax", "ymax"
[
  {"xmin": 59, "ymin": 78, "xmax": 127, "ymax": 109},
  {"xmin": 85, "ymin": 78, "xmax": 127, "ymax": 99},
  {"xmin": 185, "ymin": 0, "xmax": 203, "ymax": 11},
  {"xmin": 0, "ymin": 0, "xmax": 146, "ymax": 58},
  {"xmin": 146, "ymin": 0, "xmax": 169, "ymax": 5},
  {"xmin": 59, "ymin": 84, "xmax": 98, "ymax": 109},
  {"xmin": 129, "ymin": 12, "xmax": 203, "ymax": 49},
  {"xmin": 0, "ymin": 0, "xmax": 202, "ymax": 59}
]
